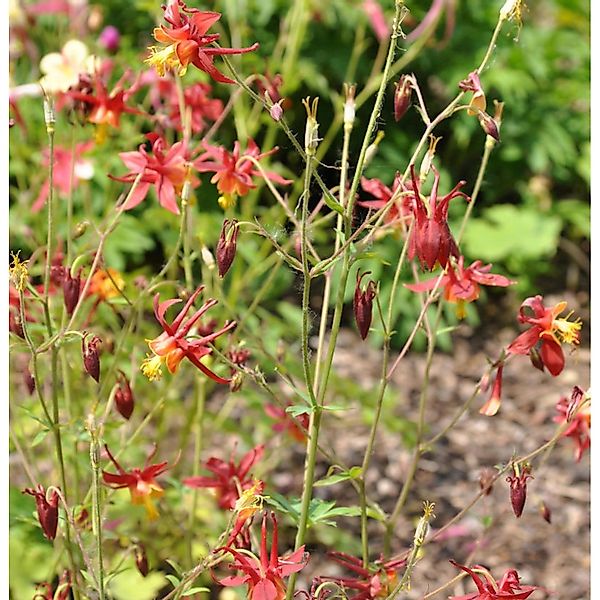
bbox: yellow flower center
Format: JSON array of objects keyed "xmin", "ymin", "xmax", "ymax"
[
  {"xmin": 145, "ymin": 45, "xmax": 187, "ymax": 77},
  {"xmin": 218, "ymin": 193, "xmax": 237, "ymax": 210},
  {"xmin": 141, "ymin": 354, "xmax": 164, "ymax": 381},
  {"xmin": 553, "ymin": 313, "xmax": 582, "ymax": 345}
]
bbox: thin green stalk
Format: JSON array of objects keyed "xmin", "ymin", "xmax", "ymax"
[
  {"xmin": 88, "ymin": 419, "xmax": 106, "ymax": 600},
  {"xmin": 186, "ymin": 380, "xmax": 206, "ymax": 568}
]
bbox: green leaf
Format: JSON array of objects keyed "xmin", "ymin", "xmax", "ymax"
[
  {"xmin": 182, "ymin": 587, "xmax": 211, "ymax": 596},
  {"xmin": 314, "ymin": 466, "xmax": 363, "ymax": 487},
  {"xmin": 285, "ymin": 404, "xmax": 313, "ymax": 418}
]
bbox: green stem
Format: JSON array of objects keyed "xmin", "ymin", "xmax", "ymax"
[{"xmin": 88, "ymin": 419, "xmax": 106, "ymax": 600}]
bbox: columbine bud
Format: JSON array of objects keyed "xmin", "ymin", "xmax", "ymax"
[
  {"xmin": 115, "ymin": 371, "xmax": 134, "ymax": 420},
  {"xmin": 99, "ymin": 25, "xmax": 120, "ymax": 53},
  {"xmin": 566, "ymin": 385, "xmax": 585, "ymax": 422},
  {"xmin": 528, "ymin": 347, "xmax": 545, "ymax": 372},
  {"xmin": 74, "ymin": 220, "xmax": 90, "ymax": 239},
  {"xmin": 477, "ymin": 111, "xmax": 500, "ymax": 142},
  {"xmin": 23, "ymin": 485, "xmax": 59, "ymax": 540},
  {"xmin": 216, "ymin": 219, "xmax": 240, "ymax": 278},
  {"xmin": 479, "ymin": 467, "xmax": 496, "ymax": 496},
  {"xmin": 82, "ymin": 334, "xmax": 102, "ymax": 382},
  {"xmin": 458, "ymin": 71, "xmax": 486, "ymax": 116},
  {"xmin": 135, "ymin": 544, "xmax": 149, "ymax": 577},
  {"xmin": 302, "ymin": 97, "xmax": 320, "ymax": 155},
  {"xmin": 343, "ymin": 83, "xmax": 356, "ymax": 128},
  {"xmin": 394, "ymin": 75, "xmax": 413, "ymax": 121},
  {"xmin": 24, "ymin": 365, "xmax": 35, "ymax": 395},
  {"xmin": 62, "ymin": 269, "xmax": 82, "ymax": 316},
  {"xmin": 479, "ymin": 364, "xmax": 503, "ymax": 416},
  {"xmin": 506, "ymin": 463, "xmax": 533, "ymax": 518},
  {"xmin": 364, "ymin": 130, "xmax": 385, "ymax": 166},
  {"xmin": 540, "ymin": 501, "xmax": 552, "ymax": 524},
  {"xmin": 354, "ymin": 270, "xmax": 377, "ymax": 340}
]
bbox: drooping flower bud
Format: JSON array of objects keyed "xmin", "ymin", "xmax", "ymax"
[
  {"xmin": 529, "ymin": 347, "xmax": 545, "ymax": 372},
  {"xmin": 479, "ymin": 467, "xmax": 496, "ymax": 496},
  {"xmin": 354, "ymin": 270, "xmax": 377, "ymax": 340},
  {"xmin": 134, "ymin": 543, "xmax": 149, "ymax": 577},
  {"xmin": 394, "ymin": 75, "xmax": 413, "ymax": 121},
  {"xmin": 458, "ymin": 70, "xmax": 486, "ymax": 116},
  {"xmin": 364, "ymin": 130, "xmax": 385, "ymax": 166},
  {"xmin": 62, "ymin": 269, "xmax": 82, "ymax": 316},
  {"xmin": 115, "ymin": 371, "xmax": 134, "ymax": 420},
  {"xmin": 479, "ymin": 364, "xmax": 503, "ymax": 416},
  {"xmin": 23, "ymin": 364, "xmax": 35, "ymax": 395},
  {"xmin": 477, "ymin": 111, "xmax": 500, "ymax": 142},
  {"xmin": 540, "ymin": 501, "xmax": 552, "ymax": 524},
  {"xmin": 99, "ymin": 25, "xmax": 121, "ymax": 53},
  {"xmin": 216, "ymin": 219, "xmax": 240, "ymax": 278},
  {"xmin": 23, "ymin": 485, "xmax": 60, "ymax": 540},
  {"xmin": 82, "ymin": 333, "xmax": 102, "ymax": 382},
  {"xmin": 506, "ymin": 463, "xmax": 533, "ymax": 518},
  {"xmin": 418, "ymin": 135, "xmax": 441, "ymax": 182}
]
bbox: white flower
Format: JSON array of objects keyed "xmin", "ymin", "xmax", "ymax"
[{"xmin": 39, "ymin": 39, "xmax": 98, "ymax": 94}]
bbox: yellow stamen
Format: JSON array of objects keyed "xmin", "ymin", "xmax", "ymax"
[
  {"xmin": 553, "ymin": 315, "xmax": 582, "ymax": 345},
  {"xmin": 141, "ymin": 354, "xmax": 164, "ymax": 381},
  {"xmin": 145, "ymin": 45, "xmax": 186, "ymax": 77},
  {"xmin": 9, "ymin": 252, "xmax": 29, "ymax": 291},
  {"xmin": 218, "ymin": 193, "xmax": 237, "ymax": 210}
]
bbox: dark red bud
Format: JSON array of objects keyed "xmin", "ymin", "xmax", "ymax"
[
  {"xmin": 354, "ymin": 270, "xmax": 377, "ymax": 340},
  {"xmin": 506, "ymin": 464, "xmax": 533, "ymax": 518},
  {"xmin": 62, "ymin": 269, "xmax": 82, "ymax": 316},
  {"xmin": 23, "ymin": 485, "xmax": 59, "ymax": 540},
  {"xmin": 394, "ymin": 75, "xmax": 413, "ymax": 122},
  {"xmin": 23, "ymin": 365, "xmax": 35, "ymax": 395},
  {"xmin": 115, "ymin": 371, "xmax": 134, "ymax": 420},
  {"xmin": 566, "ymin": 385, "xmax": 585, "ymax": 422},
  {"xmin": 82, "ymin": 334, "xmax": 101, "ymax": 382},
  {"xmin": 540, "ymin": 501, "xmax": 551, "ymax": 524},
  {"xmin": 135, "ymin": 544, "xmax": 149, "ymax": 577},
  {"xmin": 477, "ymin": 111, "xmax": 500, "ymax": 142},
  {"xmin": 216, "ymin": 219, "xmax": 240, "ymax": 278}
]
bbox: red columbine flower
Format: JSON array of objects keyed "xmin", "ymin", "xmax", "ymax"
[
  {"xmin": 23, "ymin": 485, "xmax": 60, "ymax": 540},
  {"xmin": 264, "ymin": 403, "xmax": 309, "ymax": 443},
  {"xmin": 506, "ymin": 295, "xmax": 581, "ymax": 376},
  {"xmin": 102, "ymin": 444, "xmax": 170, "ymax": 520},
  {"xmin": 405, "ymin": 257, "xmax": 516, "ymax": 319},
  {"xmin": 33, "ymin": 571, "xmax": 71, "ymax": 600},
  {"xmin": 506, "ymin": 463, "xmax": 533, "ymax": 518},
  {"xmin": 141, "ymin": 285, "xmax": 236, "ymax": 384},
  {"xmin": 359, "ymin": 173, "xmax": 415, "ymax": 230},
  {"xmin": 217, "ymin": 512, "xmax": 308, "ymax": 600},
  {"xmin": 110, "ymin": 133, "xmax": 198, "ymax": 215},
  {"xmin": 406, "ymin": 164, "xmax": 469, "ymax": 271},
  {"xmin": 554, "ymin": 386, "xmax": 590, "ymax": 462},
  {"xmin": 168, "ymin": 82, "xmax": 223, "ymax": 134},
  {"xmin": 449, "ymin": 560, "xmax": 538, "ymax": 599},
  {"xmin": 183, "ymin": 444, "xmax": 264, "ymax": 510},
  {"xmin": 33, "ymin": 141, "xmax": 94, "ymax": 212},
  {"xmin": 146, "ymin": 0, "xmax": 258, "ymax": 83},
  {"xmin": 195, "ymin": 139, "xmax": 291, "ymax": 209},
  {"xmin": 67, "ymin": 68, "xmax": 143, "ymax": 131},
  {"xmin": 82, "ymin": 333, "xmax": 102, "ymax": 382},
  {"xmin": 315, "ymin": 551, "xmax": 407, "ymax": 600}
]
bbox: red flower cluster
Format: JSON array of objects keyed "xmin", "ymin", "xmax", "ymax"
[
  {"xmin": 183, "ymin": 444, "xmax": 264, "ymax": 510},
  {"xmin": 217, "ymin": 512, "xmax": 308, "ymax": 600},
  {"xmin": 449, "ymin": 560, "xmax": 538, "ymax": 599}
]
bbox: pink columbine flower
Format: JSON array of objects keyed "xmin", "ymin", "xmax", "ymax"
[
  {"xmin": 146, "ymin": 0, "xmax": 258, "ymax": 83},
  {"xmin": 362, "ymin": 0, "xmax": 390, "ymax": 42},
  {"xmin": 140, "ymin": 285, "xmax": 236, "ymax": 384},
  {"xmin": 110, "ymin": 133, "xmax": 198, "ymax": 214},
  {"xmin": 358, "ymin": 172, "xmax": 415, "ymax": 229},
  {"xmin": 183, "ymin": 444, "xmax": 264, "ymax": 510},
  {"xmin": 405, "ymin": 256, "xmax": 516, "ymax": 319},
  {"xmin": 506, "ymin": 295, "xmax": 582, "ymax": 376},
  {"xmin": 33, "ymin": 142, "xmax": 94, "ymax": 212},
  {"xmin": 195, "ymin": 139, "xmax": 291, "ymax": 209},
  {"xmin": 449, "ymin": 560, "xmax": 539, "ymax": 599},
  {"xmin": 217, "ymin": 512, "xmax": 308, "ymax": 600}
]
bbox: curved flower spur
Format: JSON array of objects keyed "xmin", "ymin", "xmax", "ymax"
[{"xmin": 141, "ymin": 285, "xmax": 236, "ymax": 383}]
